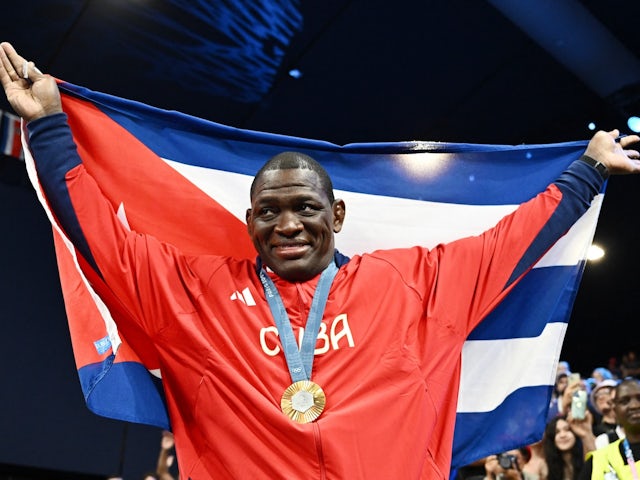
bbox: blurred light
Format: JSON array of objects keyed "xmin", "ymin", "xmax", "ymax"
[
  {"xmin": 588, "ymin": 122, "xmax": 596, "ymax": 131},
  {"xmin": 587, "ymin": 244, "xmax": 605, "ymax": 261},
  {"xmin": 395, "ymin": 153, "xmax": 451, "ymax": 180},
  {"xmin": 288, "ymin": 69, "xmax": 303, "ymax": 79},
  {"xmin": 627, "ymin": 116, "xmax": 640, "ymax": 133}
]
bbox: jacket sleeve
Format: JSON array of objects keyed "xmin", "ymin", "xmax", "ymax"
[
  {"xmin": 26, "ymin": 112, "xmax": 208, "ymax": 336},
  {"xmin": 440, "ymin": 156, "xmax": 604, "ymax": 335},
  {"xmin": 376, "ymin": 155, "xmax": 605, "ymax": 337}
]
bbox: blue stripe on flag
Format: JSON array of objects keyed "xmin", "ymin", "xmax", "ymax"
[
  {"xmin": 78, "ymin": 359, "xmax": 170, "ymax": 429},
  {"xmin": 469, "ymin": 264, "xmax": 583, "ymax": 341},
  {"xmin": 453, "ymin": 385, "xmax": 552, "ymax": 466}
]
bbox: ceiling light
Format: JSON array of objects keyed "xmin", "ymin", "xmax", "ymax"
[
  {"xmin": 627, "ymin": 116, "xmax": 640, "ymax": 133},
  {"xmin": 587, "ymin": 244, "xmax": 605, "ymax": 261}
]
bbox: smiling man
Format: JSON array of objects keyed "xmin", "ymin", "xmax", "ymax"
[
  {"xmin": 246, "ymin": 152, "xmax": 346, "ymax": 282},
  {"xmin": 3, "ymin": 40, "xmax": 640, "ymax": 480},
  {"xmin": 579, "ymin": 378, "xmax": 640, "ymax": 479}
]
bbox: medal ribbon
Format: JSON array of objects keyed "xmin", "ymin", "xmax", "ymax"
[
  {"xmin": 623, "ymin": 438, "xmax": 640, "ymax": 480},
  {"xmin": 257, "ymin": 259, "xmax": 338, "ymax": 382}
]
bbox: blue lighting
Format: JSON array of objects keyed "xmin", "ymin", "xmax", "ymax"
[
  {"xmin": 627, "ymin": 116, "xmax": 640, "ymax": 133},
  {"xmin": 288, "ymin": 69, "xmax": 303, "ymax": 79},
  {"xmin": 588, "ymin": 122, "xmax": 596, "ymax": 131}
]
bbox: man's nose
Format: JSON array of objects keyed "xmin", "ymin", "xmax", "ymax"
[{"xmin": 275, "ymin": 210, "xmax": 302, "ymax": 234}]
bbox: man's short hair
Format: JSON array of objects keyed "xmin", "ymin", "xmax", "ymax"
[
  {"xmin": 614, "ymin": 377, "xmax": 640, "ymax": 401},
  {"xmin": 251, "ymin": 151, "xmax": 335, "ymax": 203}
]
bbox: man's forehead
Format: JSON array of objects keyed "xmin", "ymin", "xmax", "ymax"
[
  {"xmin": 259, "ymin": 167, "xmax": 318, "ymax": 183},
  {"xmin": 253, "ymin": 169, "xmax": 326, "ymax": 198},
  {"xmin": 617, "ymin": 383, "xmax": 640, "ymax": 397}
]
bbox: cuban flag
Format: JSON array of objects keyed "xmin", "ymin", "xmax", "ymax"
[{"xmin": 22, "ymin": 81, "xmax": 599, "ymax": 469}]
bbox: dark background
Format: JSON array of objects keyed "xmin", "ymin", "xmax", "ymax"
[{"xmin": 1, "ymin": 1, "xmax": 640, "ymax": 477}]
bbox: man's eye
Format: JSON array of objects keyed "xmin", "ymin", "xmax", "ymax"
[
  {"xmin": 299, "ymin": 203, "xmax": 318, "ymax": 213},
  {"xmin": 259, "ymin": 207, "xmax": 276, "ymax": 216}
]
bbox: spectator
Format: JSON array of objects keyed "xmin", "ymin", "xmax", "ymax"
[
  {"xmin": 607, "ymin": 357, "xmax": 622, "ymax": 380},
  {"xmin": 590, "ymin": 379, "xmax": 618, "ymax": 438},
  {"xmin": 591, "ymin": 368, "xmax": 614, "ymax": 385},
  {"xmin": 560, "ymin": 377, "xmax": 595, "ymax": 431},
  {"xmin": 542, "ymin": 416, "xmax": 590, "ymax": 480},
  {"xmin": 142, "ymin": 431, "xmax": 178, "ymax": 480},
  {"xmin": 483, "ymin": 448, "xmax": 534, "ymax": 480},
  {"xmin": 593, "ymin": 382, "xmax": 626, "ymax": 450},
  {"xmin": 558, "ymin": 362, "xmax": 573, "ymax": 377},
  {"xmin": 578, "ymin": 378, "xmax": 640, "ymax": 479},
  {"xmin": 549, "ymin": 373, "xmax": 569, "ymax": 420},
  {"xmin": 620, "ymin": 350, "xmax": 640, "ymax": 379}
]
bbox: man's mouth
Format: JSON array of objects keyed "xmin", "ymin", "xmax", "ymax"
[
  {"xmin": 628, "ymin": 410, "xmax": 640, "ymax": 420},
  {"xmin": 272, "ymin": 243, "xmax": 309, "ymax": 258}
]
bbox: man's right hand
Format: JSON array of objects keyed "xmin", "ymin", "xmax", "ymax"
[{"xmin": 0, "ymin": 42, "xmax": 62, "ymax": 122}]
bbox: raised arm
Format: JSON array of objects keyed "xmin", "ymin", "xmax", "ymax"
[
  {"xmin": 0, "ymin": 42, "xmax": 61, "ymax": 121},
  {"xmin": 583, "ymin": 128, "xmax": 640, "ymax": 175},
  {"xmin": 0, "ymin": 41, "xmax": 206, "ymax": 338}
]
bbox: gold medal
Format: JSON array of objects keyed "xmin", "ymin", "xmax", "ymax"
[{"xmin": 280, "ymin": 380, "xmax": 326, "ymax": 424}]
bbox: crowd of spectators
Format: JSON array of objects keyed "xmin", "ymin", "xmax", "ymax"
[{"xmin": 453, "ymin": 350, "xmax": 640, "ymax": 480}]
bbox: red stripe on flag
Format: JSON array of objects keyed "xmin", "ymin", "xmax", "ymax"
[
  {"xmin": 53, "ymin": 230, "xmax": 155, "ymax": 369},
  {"xmin": 60, "ymin": 93, "xmax": 256, "ymax": 259}
]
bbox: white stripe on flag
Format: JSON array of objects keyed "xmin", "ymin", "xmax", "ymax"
[{"xmin": 457, "ymin": 321, "xmax": 568, "ymax": 412}]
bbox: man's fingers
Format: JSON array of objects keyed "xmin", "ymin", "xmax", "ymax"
[
  {"xmin": 620, "ymin": 134, "xmax": 640, "ymax": 148},
  {"xmin": 0, "ymin": 42, "xmax": 26, "ymax": 83},
  {"xmin": 0, "ymin": 42, "xmax": 22, "ymax": 71},
  {"xmin": 625, "ymin": 149, "xmax": 640, "ymax": 159},
  {"xmin": 0, "ymin": 44, "xmax": 17, "ymax": 82},
  {"xmin": 22, "ymin": 60, "xmax": 42, "ymax": 81}
]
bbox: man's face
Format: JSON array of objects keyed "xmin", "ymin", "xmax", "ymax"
[
  {"xmin": 246, "ymin": 168, "xmax": 345, "ymax": 282},
  {"xmin": 614, "ymin": 382, "xmax": 640, "ymax": 434}
]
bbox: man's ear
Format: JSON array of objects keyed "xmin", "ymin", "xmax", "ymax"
[
  {"xmin": 246, "ymin": 209, "xmax": 253, "ymax": 235},
  {"xmin": 332, "ymin": 199, "xmax": 346, "ymax": 233}
]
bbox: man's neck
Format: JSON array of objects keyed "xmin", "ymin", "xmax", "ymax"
[{"xmin": 625, "ymin": 430, "xmax": 640, "ymax": 444}]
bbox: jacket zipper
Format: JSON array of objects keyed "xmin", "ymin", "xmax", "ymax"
[{"xmin": 313, "ymin": 423, "xmax": 327, "ymax": 479}]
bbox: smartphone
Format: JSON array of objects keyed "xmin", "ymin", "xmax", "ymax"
[
  {"xmin": 571, "ymin": 390, "xmax": 587, "ymax": 420},
  {"xmin": 568, "ymin": 373, "xmax": 581, "ymax": 386}
]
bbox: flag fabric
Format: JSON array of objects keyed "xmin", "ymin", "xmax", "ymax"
[
  {"xmin": 23, "ymin": 81, "xmax": 600, "ymax": 469},
  {"xmin": 2, "ymin": 109, "xmax": 23, "ymax": 159}
]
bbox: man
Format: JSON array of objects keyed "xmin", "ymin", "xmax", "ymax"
[
  {"xmin": 579, "ymin": 378, "xmax": 640, "ymax": 479},
  {"xmin": 2, "ymin": 41, "xmax": 640, "ymax": 479}
]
